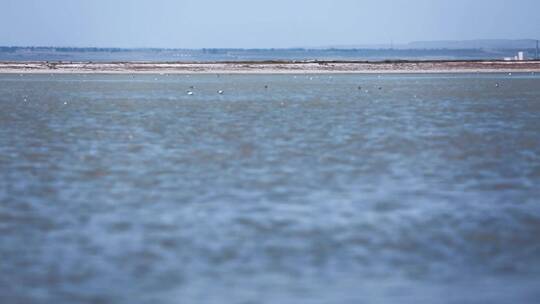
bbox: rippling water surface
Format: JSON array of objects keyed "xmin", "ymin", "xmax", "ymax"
[{"xmin": 1, "ymin": 73, "xmax": 540, "ymax": 303}]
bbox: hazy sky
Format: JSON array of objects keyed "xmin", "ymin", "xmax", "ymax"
[{"xmin": 1, "ymin": 0, "xmax": 539, "ymax": 48}]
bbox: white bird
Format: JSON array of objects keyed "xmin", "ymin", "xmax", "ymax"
[
  {"xmin": 218, "ymin": 90, "xmax": 224, "ymax": 95},
  {"xmin": 187, "ymin": 91, "xmax": 194, "ymax": 95}
]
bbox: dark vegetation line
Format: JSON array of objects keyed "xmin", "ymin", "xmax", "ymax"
[{"xmin": 1, "ymin": 59, "xmax": 539, "ymax": 65}]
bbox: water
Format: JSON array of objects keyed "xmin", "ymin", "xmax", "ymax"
[
  {"xmin": 1, "ymin": 73, "xmax": 540, "ymax": 303},
  {"xmin": 1, "ymin": 47, "xmax": 536, "ymax": 62}
]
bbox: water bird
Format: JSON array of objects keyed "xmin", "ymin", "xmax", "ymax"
[
  {"xmin": 495, "ymin": 83, "xmax": 500, "ymax": 87},
  {"xmin": 378, "ymin": 87, "xmax": 382, "ymax": 90},
  {"xmin": 358, "ymin": 86, "xmax": 362, "ymax": 90},
  {"xmin": 264, "ymin": 85, "xmax": 268, "ymax": 89},
  {"xmin": 218, "ymin": 90, "xmax": 224, "ymax": 95},
  {"xmin": 187, "ymin": 91, "xmax": 194, "ymax": 96}
]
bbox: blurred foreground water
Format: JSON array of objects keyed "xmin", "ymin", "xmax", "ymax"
[{"xmin": 1, "ymin": 73, "xmax": 540, "ymax": 303}]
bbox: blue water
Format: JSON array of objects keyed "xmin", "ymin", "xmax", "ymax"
[
  {"xmin": 1, "ymin": 73, "xmax": 540, "ymax": 303},
  {"xmin": 0, "ymin": 47, "xmax": 536, "ymax": 62}
]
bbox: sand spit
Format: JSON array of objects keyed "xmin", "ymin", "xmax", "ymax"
[{"xmin": 1, "ymin": 60, "xmax": 540, "ymax": 74}]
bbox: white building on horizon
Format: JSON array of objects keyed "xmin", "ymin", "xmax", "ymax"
[{"xmin": 504, "ymin": 51, "xmax": 526, "ymax": 61}]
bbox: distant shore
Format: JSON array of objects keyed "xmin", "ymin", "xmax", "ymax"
[{"xmin": 1, "ymin": 60, "xmax": 540, "ymax": 74}]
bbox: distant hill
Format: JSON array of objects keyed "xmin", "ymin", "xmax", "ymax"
[
  {"xmin": 323, "ymin": 39, "xmax": 538, "ymax": 50},
  {"xmin": 404, "ymin": 39, "xmax": 538, "ymax": 50}
]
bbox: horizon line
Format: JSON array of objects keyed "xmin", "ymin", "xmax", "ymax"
[{"xmin": 1, "ymin": 39, "xmax": 539, "ymax": 51}]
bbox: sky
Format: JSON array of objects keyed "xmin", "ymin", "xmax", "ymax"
[{"xmin": 1, "ymin": 0, "xmax": 539, "ymax": 48}]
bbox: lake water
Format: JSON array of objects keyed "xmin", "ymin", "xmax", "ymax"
[
  {"xmin": 1, "ymin": 47, "xmax": 536, "ymax": 62},
  {"xmin": 1, "ymin": 73, "xmax": 540, "ymax": 303}
]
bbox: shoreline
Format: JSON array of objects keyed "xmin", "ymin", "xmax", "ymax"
[{"xmin": 1, "ymin": 60, "xmax": 540, "ymax": 74}]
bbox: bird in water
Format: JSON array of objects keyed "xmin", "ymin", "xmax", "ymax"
[
  {"xmin": 218, "ymin": 90, "xmax": 224, "ymax": 95},
  {"xmin": 187, "ymin": 91, "xmax": 194, "ymax": 95}
]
